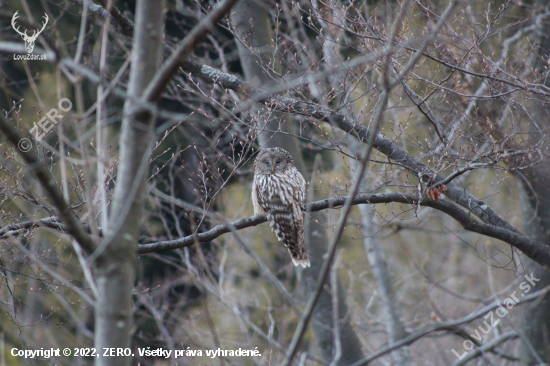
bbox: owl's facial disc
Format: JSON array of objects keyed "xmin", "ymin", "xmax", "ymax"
[
  {"xmin": 260, "ymin": 156, "xmax": 272, "ymax": 174},
  {"xmin": 257, "ymin": 150, "xmax": 288, "ymax": 174},
  {"xmin": 272, "ymin": 152, "xmax": 287, "ymax": 173}
]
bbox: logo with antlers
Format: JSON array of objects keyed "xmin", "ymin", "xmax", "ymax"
[{"xmin": 11, "ymin": 11, "xmax": 49, "ymax": 54}]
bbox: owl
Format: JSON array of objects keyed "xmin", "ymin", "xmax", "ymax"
[{"xmin": 252, "ymin": 147, "xmax": 310, "ymax": 267}]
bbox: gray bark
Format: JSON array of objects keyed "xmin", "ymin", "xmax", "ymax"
[
  {"xmin": 231, "ymin": 1, "xmax": 364, "ymax": 364},
  {"xmin": 351, "ymin": 145, "xmax": 415, "ymax": 366},
  {"xmin": 321, "ymin": 4, "xmax": 413, "ymax": 362},
  {"xmin": 518, "ymin": 1, "xmax": 550, "ymax": 364},
  {"xmin": 518, "ymin": 183, "xmax": 550, "ymax": 365},
  {"xmin": 93, "ymin": 1, "xmax": 164, "ymax": 365}
]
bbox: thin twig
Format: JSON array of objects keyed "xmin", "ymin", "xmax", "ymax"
[
  {"xmin": 0, "ymin": 114, "xmax": 96, "ymax": 254},
  {"xmin": 349, "ymin": 286, "xmax": 550, "ymax": 366}
]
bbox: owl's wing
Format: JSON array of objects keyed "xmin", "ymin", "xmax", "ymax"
[
  {"xmin": 289, "ymin": 170, "xmax": 309, "ymax": 267},
  {"xmin": 252, "ymin": 180, "xmax": 266, "ymax": 215}
]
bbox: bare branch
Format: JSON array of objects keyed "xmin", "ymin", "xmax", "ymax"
[
  {"xmin": 453, "ymin": 331, "xmax": 519, "ymax": 366},
  {"xmin": 0, "ymin": 114, "xmax": 96, "ymax": 254},
  {"xmin": 26, "ymin": 0, "xmax": 539, "ymax": 239},
  {"xmin": 137, "ymin": 192, "xmax": 550, "ymax": 267},
  {"xmin": 348, "ymin": 286, "xmax": 550, "ymax": 366},
  {"xmin": 0, "ymin": 217, "xmax": 102, "ymax": 239},
  {"xmin": 143, "ymin": 0, "xmax": 239, "ymax": 102}
]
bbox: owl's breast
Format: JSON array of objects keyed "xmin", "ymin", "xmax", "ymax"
[{"xmin": 257, "ymin": 172, "xmax": 304, "ymax": 206}]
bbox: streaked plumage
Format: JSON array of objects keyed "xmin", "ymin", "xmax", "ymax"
[{"xmin": 252, "ymin": 147, "xmax": 309, "ymax": 267}]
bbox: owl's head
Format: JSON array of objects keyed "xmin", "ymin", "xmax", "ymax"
[{"xmin": 254, "ymin": 147, "xmax": 294, "ymax": 174}]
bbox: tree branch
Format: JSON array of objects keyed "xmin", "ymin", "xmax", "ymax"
[
  {"xmin": 142, "ymin": 0, "xmax": 239, "ymax": 102},
  {"xmin": 349, "ymin": 285, "xmax": 550, "ymax": 366},
  {"xmin": 0, "ymin": 217, "xmax": 102, "ymax": 239},
  {"xmin": 2, "ymin": 1, "xmax": 541, "ymax": 263},
  {"xmin": 61, "ymin": 0, "xmax": 535, "ymax": 234},
  {"xmin": 92, "ymin": 0, "xmax": 165, "ymax": 364},
  {"xmin": 453, "ymin": 331, "xmax": 519, "ymax": 366},
  {"xmin": 0, "ymin": 114, "xmax": 96, "ymax": 254},
  {"xmin": 136, "ymin": 193, "xmax": 550, "ymax": 268},
  {"xmin": 3, "ymin": 194, "xmax": 549, "ymax": 266}
]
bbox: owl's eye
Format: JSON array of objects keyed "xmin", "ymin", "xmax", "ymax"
[{"xmin": 275, "ymin": 160, "xmax": 281, "ymax": 164}]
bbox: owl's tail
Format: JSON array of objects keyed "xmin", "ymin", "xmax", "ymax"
[
  {"xmin": 288, "ymin": 245, "xmax": 310, "ymax": 268},
  {"xmin": 269, "ymin": 213, "xmax": 310, "ymax": 268},
  {"xmin": 289, "ymin": 222, "xmax": 309, "ymax": 267}
]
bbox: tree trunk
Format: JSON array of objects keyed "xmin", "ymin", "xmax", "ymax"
[
  {"xmin": 231, "ymin": 1, "xmax": 364, "ymax": 363},
  {"xmin": 94, "ymin": 1, "xmax": 164, "ymax": 365},
  {"xmin": 518, "ymin": 1, "xmax": 550, "ymax": 363},
  {"xmin": 517, "ymin": 98, "xmax": 550, "ymax": 365},
  {"xmin": 320, "ymin": 4, "xmax": 414, "ymax": 362},
  {"xmin": 351, "ymin": 147, "xmax": 415, "ymax": 366},
  {"xmin": 518, "ymin": 180, "xmax": 550, "ymax": 365}
]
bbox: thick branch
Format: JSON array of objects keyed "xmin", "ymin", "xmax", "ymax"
[
  {"xmin": 0, "ymin": 217, "xmax": 102, "ymax": 239},
  {"xmin": 4, "ymin": 194, "xmax": 549, "ymax": 265},
  {"xmin": 136, "ymin": 193, "xmax": 550, "ymax": 268},
  {"xmin": 63, "ymin": 1, "xmax": 534, "ymax": 234},
  {"xmin": 95, "ymin": 0, "xmax": 134, "ymax": 35},
  {"xmin": 259, "ymin": 98, "xmax": 521, "ymax": 234},
  {"xmin": 2, "ymin": 1, "xmax": 536, "ymax": 261},
  {"xmin": 181, "ymin": 54, "xmax": 523, "ymax": 236},
  {"xmin": 142, "ymin": 0, "xmax": 239, "ymax": 101}
]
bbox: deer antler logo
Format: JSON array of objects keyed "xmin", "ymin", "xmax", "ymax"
[{"xmin": 11, "ymin": 11, "xmax": 49, "ymax": 54}]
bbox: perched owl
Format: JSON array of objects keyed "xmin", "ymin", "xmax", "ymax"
[{"xmin": 252, "ymin": 147, "xmax": 310, "ymax": 268}]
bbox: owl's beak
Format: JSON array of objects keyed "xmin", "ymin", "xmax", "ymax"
[{"xmin": 271, "ymin": 167, "xmax": 274, "ymax": 173}]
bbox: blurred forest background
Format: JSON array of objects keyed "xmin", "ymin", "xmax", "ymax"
[{"xmin": 1, "ymin": 0, "xmax": 550, "ymax": 365}]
